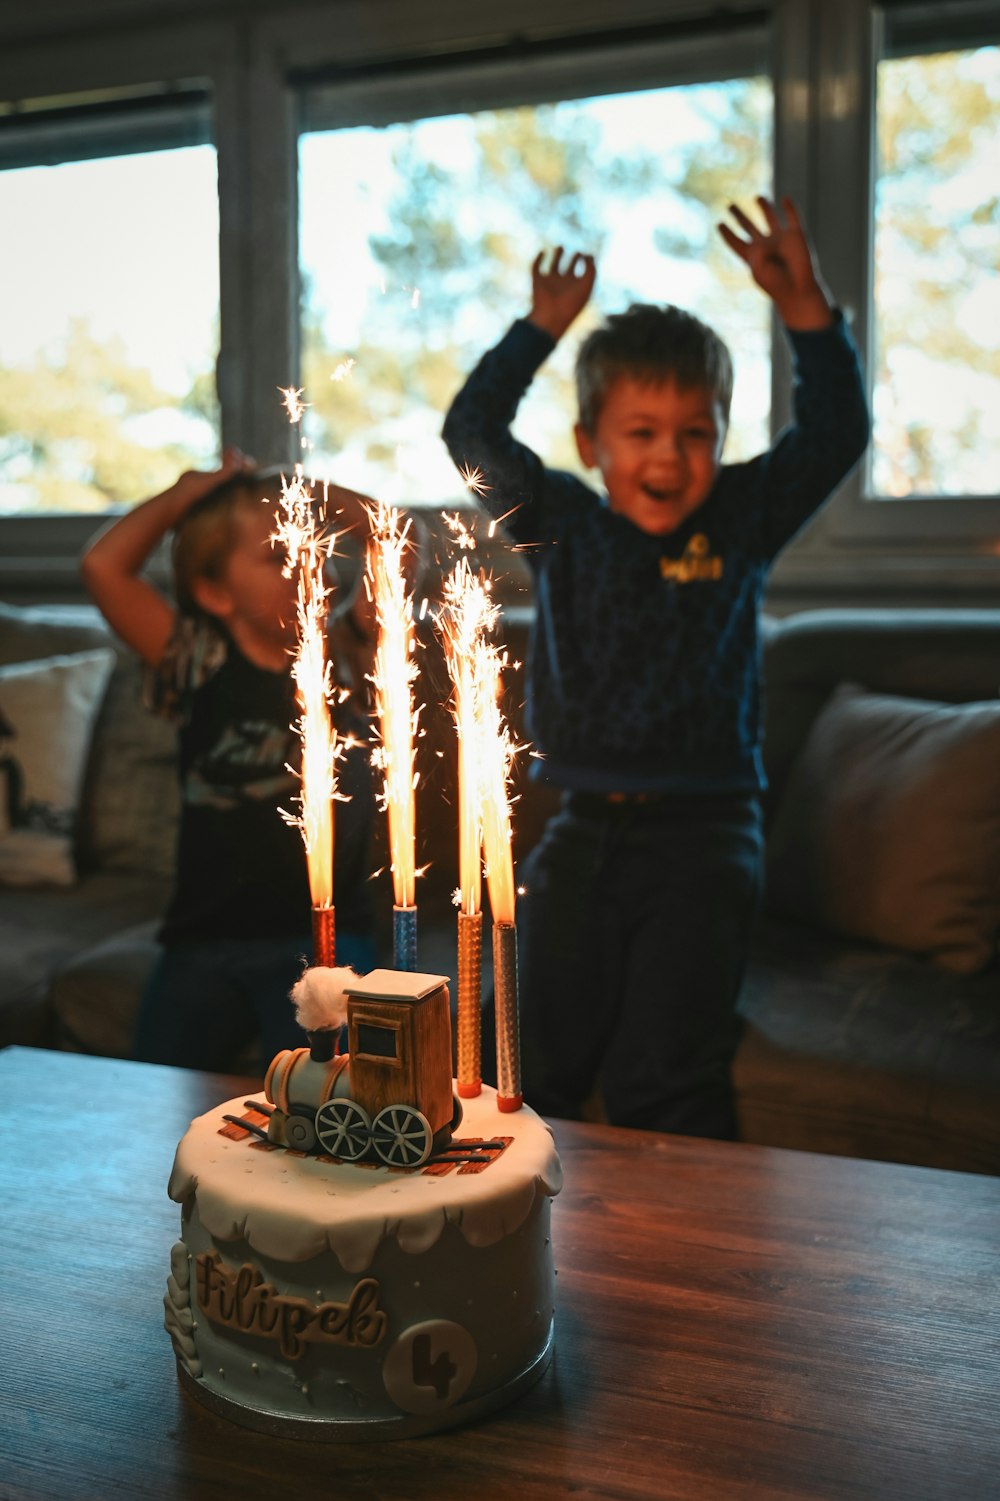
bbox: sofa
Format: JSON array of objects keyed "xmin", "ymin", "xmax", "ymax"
[
  {"xmin": 1, "ymin": 597, "xmax": 998, "ymax": 1175},
  {"xmin": 0, "ymin": 600, "xmax": 176, "ymax": 1051}
]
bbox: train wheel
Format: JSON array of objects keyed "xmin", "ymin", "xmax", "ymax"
[
  {"xmin": 371, "ymin": 1105, "xmax": 433, "ymax": 1168},
  {"xmin": 315, "ymin": 1099, "xmax": 372, "ymax": 1161},
  {"xmin": 285, "ymin": 1113, "xmax": 317, "ymax": 1151},
  {"xmin": 450, "ymin": 1095, "xmax": 464, "ymax": 1133}
]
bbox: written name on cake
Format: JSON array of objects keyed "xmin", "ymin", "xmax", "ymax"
[{"xmin": 195, "ymin": 1250, "xmax": 387, "ymax": 1360}]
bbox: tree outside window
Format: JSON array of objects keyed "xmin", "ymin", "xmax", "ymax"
[
  {"xmin": 0, "ymin": 145, "xmax": 219, "ymax": 515},
  {"xmin": 298, "ymin": 77, "xmax": 772, "ymax": 507},
  {"xmin": 873, "ymin": 45, "xmax": 1000, "ymax": 498}
]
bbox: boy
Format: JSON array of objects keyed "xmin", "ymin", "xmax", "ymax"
[
  {"xmin": 443, "ymin": 197, "xmax": 870, "ymax": 1137},
  {"xmin": 81, "ymin": 454, "xmax": 377, "ymax": 1070}
]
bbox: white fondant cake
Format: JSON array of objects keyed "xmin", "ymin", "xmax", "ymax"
[{"xmin": 165, "ymin": 1084, "xmax": 562, "ymax": 1439}]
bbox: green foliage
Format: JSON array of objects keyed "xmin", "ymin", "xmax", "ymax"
[
  {"xmin": 0, "ymin": 317, "xmax": 215, "ymax": 513},
  {"xmin": 5, "ymin": 49, "xmax": 995, "ymax": 513},
  {"xmin": 874, "ymin": 48, "xmax": 1000, "ymax": 494},
  {"xmin": 302, "ymin": 81, "xmax": 774, "ymax": 488}
]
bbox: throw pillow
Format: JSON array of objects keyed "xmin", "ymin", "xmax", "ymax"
[
  {"xmin": 766, "ymin": 683, "xmax": 1000, "ymax": 975},
  {"xmin": 0, "ymin": 649, "xmax": 115, "ymax": 886}
]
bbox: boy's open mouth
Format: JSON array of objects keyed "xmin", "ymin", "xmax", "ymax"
[{"xmin": 641, "ymin": 485, "xmax": 679, "ymax": 503}]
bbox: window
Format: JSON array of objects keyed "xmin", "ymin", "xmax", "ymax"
[
  {"xmin": 4, "ymin": 2, "xmax": 995, "ymax": 598},
  {"xmin": 872, "ymin": 36, "xmax": 999, "ymax": 499},
  {"xmin": 298, "ymin": 69, "xmax": 771, "ymax": 506},
  {"xmin": 0, "ymin": 94, "xmax": 219, "ymax": 516}
]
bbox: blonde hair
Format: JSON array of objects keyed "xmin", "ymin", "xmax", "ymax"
[
  {"xmin": 172, "ymin": 467, "xmax": 285, "ymax": 617},
  {"xmin": 575, "ymin": 303, "xmax": 733, "ymax": 433}
]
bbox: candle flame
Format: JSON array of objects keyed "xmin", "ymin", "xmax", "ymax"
[
  {"xmin": 439, "ymin": 559, "xmax": 519, "ymax": 924},
  {"xmin": 367, "ymin": 499, "xmax": 419, "ymax": 910},
  {"xmin": 273, "ymin": 466, "xmax": 340, "ymax": 909}
]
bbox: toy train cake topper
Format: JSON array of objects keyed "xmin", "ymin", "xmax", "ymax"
[{"xmin": 253, "ymin": 967, "xmax": 465, "ymax": 1169}]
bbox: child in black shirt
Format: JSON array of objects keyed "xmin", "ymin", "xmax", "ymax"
[{"xmin": 82, "ymin": 456, "xmax": 376, "ymax": 1070}]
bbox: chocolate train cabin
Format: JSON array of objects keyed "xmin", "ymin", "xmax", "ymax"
[{"xmin": 260, "ymin": 969, "xmax": 461, "ymax": 1169}]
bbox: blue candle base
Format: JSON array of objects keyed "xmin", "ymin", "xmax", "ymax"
[{"xmin": 393, "ymin": 905, "xmax": 418, "ymax": 971}]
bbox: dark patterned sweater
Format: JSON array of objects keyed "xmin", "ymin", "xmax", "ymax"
[{"xmin": 442, "ymin": 315, "xmax": 869, "ymax": 795}]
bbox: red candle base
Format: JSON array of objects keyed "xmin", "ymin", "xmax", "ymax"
[{"xmin": 311, "ymin": 905, "xmax": 336, "ymax": 969}]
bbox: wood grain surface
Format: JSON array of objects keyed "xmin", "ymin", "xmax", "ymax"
[{"xmin": 2, "ymin": 1046, "xmax": 997, "ymax": 1501}]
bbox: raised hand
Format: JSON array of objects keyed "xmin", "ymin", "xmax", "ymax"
[
  {"xmin": 173, "ymin": 446, "xmax": 253, "ymax": 513},
  {"xmin": 718, "ymin": 197, "xmax": 833, "ymax": 330},
  {"xmin": 528, "ymin": 248, "xmax": 597, "ymax": 342}
]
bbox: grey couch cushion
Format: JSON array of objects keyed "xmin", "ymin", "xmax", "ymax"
[
  {"xmin": 761, "ymin": 608, "xmax": 1000, "ymax": 811},
  {"xmin": 736, "ymin": 917, "xmax": 1000, "ymax": 1174},
  {"xmin": 78, "ymin": 652, "xmax": 178, "ymax": 879},
  {"xmin": 48, "ymin": 918, "xmax": 161, "ymax": 1058},
  {"xmin": 0, "ymin": 601, "xmax": 179, "ymax": 879},
  {"xmin": 0, "ymin": 871, "xmax": 167, "ymax": 1046},
  {"xmin": 0, "ymin": 600, "xmax": 111, "ymax": 665},
  {"xmin": 766, "ymin": 684, "xmax": 1000, "ymax": 974}
]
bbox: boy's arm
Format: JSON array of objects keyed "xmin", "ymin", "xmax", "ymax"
[
  {"xmin": 718, "ymin": 196, "xmax": 834, "ymax": 332},
  {"xmin": 526, "ymin": 248, "xmax": 597, "ymax": 342},
  {"xmin": 442, "ymin": 250, "xmax": 596, "ymax": 531},
  {"xmin": 80, "ymin": 450, "xmax": 249, "ymax": 668},
  {"xmin": 719, "ymin": 197, "xmax": 870, "ymax": 550}
]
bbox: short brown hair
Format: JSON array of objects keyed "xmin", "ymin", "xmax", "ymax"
[
  {"xmin": 575, "ymin": 303, "xmax": 733, "ymax": 432},
  {"xmin": 172, "ymin": 466, "xmax": 285, "ymax": 617}
]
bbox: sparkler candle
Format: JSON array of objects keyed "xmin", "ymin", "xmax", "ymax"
[
  {"xmin": 441, "ymin": 560, "xmax": 522, "ymax": 1111},
  {"xmin": 366, "ymin": 501, "xmax": 420, "ymax": 971},
  {"xmin": 480, "ymin": 653, "xmax": 523, "ymax": 1114},
  {"xmin": 273, "ymin": 466, "xmax": 341, "ymax": 976},
  {"xmin": 440, "ymin": 560, "xmax": 496, "ymax": 1098}
]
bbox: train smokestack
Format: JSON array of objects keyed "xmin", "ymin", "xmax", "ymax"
[{"xmin": 307, "ymin": 1029, "xmax": 338, "ymax": 1062}]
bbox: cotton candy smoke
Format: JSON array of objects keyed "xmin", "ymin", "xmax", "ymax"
[{"xmin": 290, "ymin": 965, "xmax": 358, "ymax": 1034}]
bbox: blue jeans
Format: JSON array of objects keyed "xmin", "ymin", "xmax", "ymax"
[
  {"xmin": 133, "ymin": 929, "xmax": 377, "ymax": 1072},
  {"xmin": 514, "ymin": 791, "xmax": 764, "ymax": 1139}
]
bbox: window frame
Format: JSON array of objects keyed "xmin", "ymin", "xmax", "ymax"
[
  {"xmin": 0, "ymin": 0, "xmax": 997, "ymax": 603},
  {"xmin": 768, "ymin": 0, "xmax": 1000, "ymax": 601}
]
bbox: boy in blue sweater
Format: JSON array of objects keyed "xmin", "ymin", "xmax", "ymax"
[{"xmin": 443, "ymin": 197, "xmax": 870, "ymax": 1138}]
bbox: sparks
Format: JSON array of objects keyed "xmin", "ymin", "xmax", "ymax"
[
  {"xmin": 441, "ymin": 509, "xmax": 478, "ymax": 552},
  {"xmin": 366, "ymin": 499, "xmax": 420, "ymax": 911},
  {"xmin": 459, "ymin": 464, "xmax": 491, "ymax": 498},
  {"xmin": 278, "ymin": 386, "xmax": 309, "ymax": 425},
  {"xmin": 438, "ymin": 558, "xmax": 521, "ymax": 923},
  {"xmin": 272, "ymin": 466, "xmax": 341, "ymax": 910},
  {"xmin": 330, "ymin": 358, "xmax": 356, "ymax": 383}
]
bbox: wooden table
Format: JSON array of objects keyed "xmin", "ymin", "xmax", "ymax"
[{"xmin": 2, "ymin": 1046, "xmax": 997, "ymax": 1501}]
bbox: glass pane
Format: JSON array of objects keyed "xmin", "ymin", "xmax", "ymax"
[
  {"xmin": 0, "ymin": 145, "xmax": 220, "ymax": 515},
  {"xmin": 873, "ymin": 45, "xmax": 1000, "ymax": 497},
  {"xmin": 299, "ymin": 77, "xmax": 772, "ymax": 507}
]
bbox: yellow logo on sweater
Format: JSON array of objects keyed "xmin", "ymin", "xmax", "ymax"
[{"xmin": 659, "ymin": 534, "xmax": 723, "ymax": 584}]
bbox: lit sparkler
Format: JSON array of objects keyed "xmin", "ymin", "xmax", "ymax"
[
  {"xmin": 273, "ymin": 466, "xmax": 341, "ymax": 975},
  {"xmin": 439, "ymin": 559, "xmax": 523, "ymax": 1108},
  {"xmin": 366, "ymin": 499, "xmax": 420, "ymax": 970},
  {"xmin": 278, "ymin": 386, "xmax": 309, "ymax": 425},
  {"xmin": 441, "ymin": 510, "xmax": 477, "ymax": 551},
  {"xmin": 458, "ymin": 463, "xmax": 491, "ymax": 498}
]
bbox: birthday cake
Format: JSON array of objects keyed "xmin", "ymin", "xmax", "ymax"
[{"xmin": 164, "ymin": 969, "xmax": 562, "ymax": 1439}]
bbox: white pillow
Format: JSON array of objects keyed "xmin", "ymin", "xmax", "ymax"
[{"xmin": 0, "ymin": 648, "xmax": 115, "ymax": 886}]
